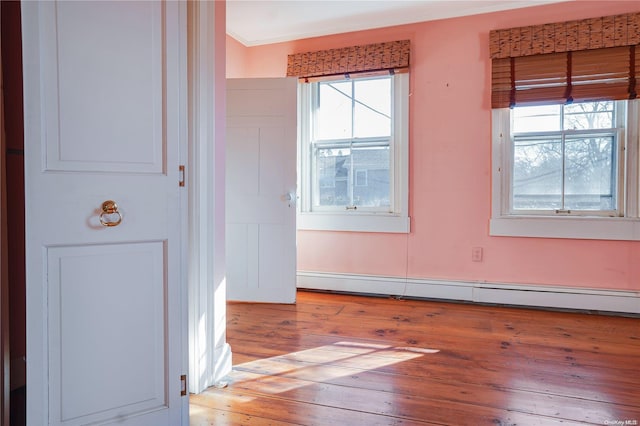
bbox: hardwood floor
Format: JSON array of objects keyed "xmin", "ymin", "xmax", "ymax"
[{"xmin": 189, "ymin": 290, "xmax": 640, "ymax": 425}]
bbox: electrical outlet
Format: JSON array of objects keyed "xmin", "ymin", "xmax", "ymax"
[{"xmin": 472, "ymin": 247, "xmax": 483, "ymax": 262}]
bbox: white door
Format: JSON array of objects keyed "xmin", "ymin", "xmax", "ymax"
[
  {"xmin": 226, "ymin": 78, "xmax": 297, "ymax": 303},
  {"xmin": 22, "ymin": 2, "xmax": 186, "ymax": 425}
]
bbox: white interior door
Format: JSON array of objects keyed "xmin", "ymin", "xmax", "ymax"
[
  {"xmin": 22, "ymin": 1, "xmax": 186, "ymax": 425},
  {"xmin": 226, "ymin": 78, "xmax": 297, "ymax": 303}
]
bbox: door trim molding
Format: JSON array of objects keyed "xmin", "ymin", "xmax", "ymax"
[
  {"xmin": 297, "ymin": 271, "xmax": 640, "ymax": 315},
  {"xmin": 186, "ymin": 0, "xmax": 232, "ymax": 394}
]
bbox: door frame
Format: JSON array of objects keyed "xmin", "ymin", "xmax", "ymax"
[{"xmin": 186, "ymin": 0, "xmax": 232, "ymax": 395}]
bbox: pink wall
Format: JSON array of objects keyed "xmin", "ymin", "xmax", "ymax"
[
  {"xmin": 225, "ymin": 35, "xmax": 249, "ymax": 78},
  {"xmin": 227, "ymin": 1, "xmax": 640, "ymax": 292}
]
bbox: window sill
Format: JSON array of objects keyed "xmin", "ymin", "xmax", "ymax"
[
  {"xmin": 298, "ymin": 212, "xmax": 410, "ymax": 233},
  {"xmin": 490, "ymin": 216, "xmax": 640, "ymax": 241}
]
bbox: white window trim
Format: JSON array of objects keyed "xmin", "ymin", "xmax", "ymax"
[
  {"xmin": 297, "ymin": 73, "xmax": 410, "ymax": 233},
  {"xmin": 490, "ymin": 100, "xmax": 640, "ymax": 241}
]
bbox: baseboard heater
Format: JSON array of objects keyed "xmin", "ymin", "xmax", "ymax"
[{"xmin": 297, "ymin": 271, "xmax": 640, "ymax": 316}]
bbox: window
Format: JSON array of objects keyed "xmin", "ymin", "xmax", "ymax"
[
  {"xmin": 489, "ymin": 13, "xmax": 640, "ymax": 240},
  {"xmin": 511, "ymin": 101, "xmax": 623, "ymax": 215},
  {"xmin": 491, "ymin": 100, "xmax": 640, "ymax": 240},
  {"xmin": 298, "ymin": 73, "xmax": 409, "ymax": 233},
  {"xmin": 312, "ymin": 77, "xmax": 390, "ymax": 210}
]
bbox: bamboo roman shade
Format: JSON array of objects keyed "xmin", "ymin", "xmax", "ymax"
[
  {"xmin": 490, "ymin": 12, "xmax": 640, "ymax": 108},
  {"xmin": 286, "ymin": 40, "xmax": 410, "ymax": 80}
]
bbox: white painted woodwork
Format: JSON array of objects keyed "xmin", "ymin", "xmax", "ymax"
[
  {"xmin": 48, "ymin": 243, "xmax": 165, "ymax": 422},
  {"xmin": 43, "ymin": 1, "xmax": 163, "ymax": 173},
  {"xmin": 226, "ymin": 78, "xmax": 297, "ymax": 303},
  {"xmin": 186, "ymin": 0, "xmax": 232, "ymax": 394},
  {"xmin": 298, "ymin": 272, "xmax": 640, "ymax": 314},
  {"xmin": 22, "ymin": 1, "xmax": 186, "ymax": 425}
]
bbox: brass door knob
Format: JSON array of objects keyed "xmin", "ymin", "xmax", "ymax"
[{"xmin": 99, "ymin": 200, "xmax": 122, "ymax": 227}]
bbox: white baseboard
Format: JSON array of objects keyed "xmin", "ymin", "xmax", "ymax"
[
  {"xmin": 190, "ymin": 342, "xmax": 232, "ymax": 394},
  {"xmin": 297, "ymin": 271, "xmax": 640, "ymax": 315}
]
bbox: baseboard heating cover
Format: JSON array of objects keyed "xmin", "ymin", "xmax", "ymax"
[{"xmin": 297, "ymin": 271, "xmax": 640, "ymax": 315}]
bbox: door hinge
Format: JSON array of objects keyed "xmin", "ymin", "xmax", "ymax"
[
  {"xmin": 178, "ymin": 165, "xmax": 185, "ymax": 187},
  {"xmin": 180, "ymin": 374, "xmax": 187, "ymax": 396}
]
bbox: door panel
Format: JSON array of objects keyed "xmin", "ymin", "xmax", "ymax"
[
  {"xmin": 48, "ymin": 243, "xmax": 165, "ymax": 423},
  {"xmin": 22, "ymin": 1, "xmax": 185, "ymax": 425},
  {"xmin": 227, "ymin": 224, "xmax": 258, "ymax": 293},
  {"xmin": 226, "ymin": 78, "xmax": 297, "ymax": 303},
  {"xmin": 43, "ymin": 1, "xmax": 162, "ymax": 173},
  {"xmin": 227, "ymin": 127, "xmax": 260, "ymax": 196}
]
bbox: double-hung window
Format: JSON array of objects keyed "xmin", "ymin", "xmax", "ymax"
[
  {"xmin": 298, "ymin": 72, "xmax": 410, "ymax": 233},
  {"xmin": 288, "ymin": 40, "xmax": 411, "ymax": 233},
  {"xmin": 312, "ymin": 76, "xmax": 391, "ymax": 210},
  {"xmin": 510, "ymin": 100, "xmax": 625, "ymax": 215},
  {"xmin": 493, "ymin": 100, "xmax": 639, "ymax": 240},
  {"xmin": 490, "ymin": 15, "xmax": 640, "ymax": 241}
]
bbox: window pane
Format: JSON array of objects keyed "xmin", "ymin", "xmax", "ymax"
[
  {"xmin": 313, "ymin": 146, "xmax": 390, "ymax": 208},
  {"xmin": 512, "ymin": 138, "xmax": 562, "ymax": 209},
  {"xmin": 512, "ymin": 105, "xmax": 561, "ymax": 133},
  {"xmin": 563, "ymin": 101, "xmax": 614, "ymax": 130},
  {"xmin": 314, "ymin": 148, "xmax": 350, "ymax": 206},
  {"xmin": 353, "ymin": 78, "xmax": 391, "ymax": 138},
  {"xmin": 316, "ymin": 81, "xmax": 352, "ymax": 140},
  {"xmin": 564, "ymin": 136, "xmax": 615, "ymax": 210},
  {"xmin": 352, "ymin": 146, "xmax": 390, "ymax": 207}
]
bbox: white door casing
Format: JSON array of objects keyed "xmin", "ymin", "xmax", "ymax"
[
  {"xmin": 22, "ymin": 1, "xmax": 186, "ymax": 425},
  {"xmin": 186, "ymin": 0, "xmax": 232, "ymax": 394},
  {"xmin": 226, "ymin": 78, "xmax": 297, "ymax": 303}
]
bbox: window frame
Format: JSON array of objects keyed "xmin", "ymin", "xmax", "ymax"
[
  {"xmin": 509, "ymin": 101, "xmax": 625, "ymax": 217},
  {"xmin": 298, "ymin": 72, "xmax": 410, "ymax": 233},
  {"xmin": 491, "ymin": 99, "xmax": 640, "ymax": 241}
]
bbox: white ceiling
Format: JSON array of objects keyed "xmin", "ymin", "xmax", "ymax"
[{"xmin": 226, "ymin": 0, "xmax": 571, "ymax": 47}]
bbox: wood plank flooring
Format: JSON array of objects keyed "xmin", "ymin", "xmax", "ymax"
[{"xmin": 189, "ymin": 290, "xmax": 640, "ymax": 426}]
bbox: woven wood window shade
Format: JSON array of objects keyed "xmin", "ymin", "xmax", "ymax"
[
  {"xmin": 490, "ymin": 12, "xmax": 640, "ymax": 108},
  {"xmin": 286, "ymin": 40, "xmax": 410, "ymax": 80}
]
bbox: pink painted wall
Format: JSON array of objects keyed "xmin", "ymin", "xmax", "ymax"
[
  {"xmin": 227, "ymin": 1, "xmax": 640, "ymax": 292},
  {"xmin": 226, "ymin": 34, "xmax": 249, "ymax": 78}
]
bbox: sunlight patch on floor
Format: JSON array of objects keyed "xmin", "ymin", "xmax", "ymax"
[{"xmin": 216, "ymin": 341, "xmax": 439, "ymax": 400}]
